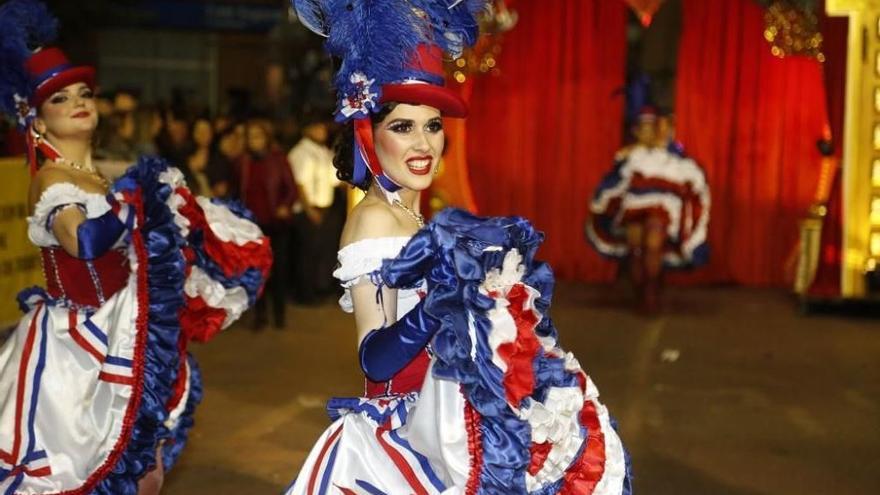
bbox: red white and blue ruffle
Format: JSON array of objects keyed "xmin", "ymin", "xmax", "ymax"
[
  {"xmin": 0, "ymin": 156, "xmax": 269, "ymax": 494},
  {"xmin": 287, "ymin": 209, "xmax": 631, "ymax": 495},
  {"xmin": 586, "ymin": 145, "xmax": 710, "ymax": 267}
]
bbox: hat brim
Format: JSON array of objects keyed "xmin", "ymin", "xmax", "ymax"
[
  {"xmin": 380, "ymin": 83, "xmax": 468, "ymax": 118},
  {"xmin": 33, "ymin": 66, "xmax": 96, "ymax": 108}
]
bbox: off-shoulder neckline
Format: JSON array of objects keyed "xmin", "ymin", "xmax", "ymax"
[
  {"xmin": 36, "ymin": 181, "xmax": 106, "ymax": 202},
  {"xmin": 337, "ymin": 236, "xmax": 411, "ymax": 254}
]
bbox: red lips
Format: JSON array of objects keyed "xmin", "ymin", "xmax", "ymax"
[
  {"xmin": 406, "ymin": 155, "xmax": 433, "ymax": 176},
  {"xmin": 71, "ymin": 111, "xmax": 91, "ymax": 119}
]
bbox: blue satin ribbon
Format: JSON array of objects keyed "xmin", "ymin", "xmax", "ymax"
[
  {"xmin": 30, "ymin": 63, "xmax": 73, "ymax": 90},
  {"xmin": 353, "ymin": 127, "xmax": 401, "ymax": 193}
]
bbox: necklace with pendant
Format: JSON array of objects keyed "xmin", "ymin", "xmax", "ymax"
[
  {"xmin": 393, "ymin": 199, "xmax": 425, "ymax": 228},
  {"xmin": 64, "ymin": 159, "xmax": 110, "ymax": 189}
]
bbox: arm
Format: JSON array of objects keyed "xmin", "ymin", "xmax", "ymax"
[
  {"xmin": 346, "ymin": 204, "xmax": 439, "ymax": 382},
  {"xmin": 351, "ymin": 272, "xmax": 440, "ymax": 383},
  {"xmin": 72, "ymin": 201, "xmax": 129, "ymax": 260},
  {"xmin": 33, "ymin": 171, "xmax": 129, "ymax": 260},
  {"xmin": 356, "ymin": 296, "xmax": 440, "ymax": 382}
]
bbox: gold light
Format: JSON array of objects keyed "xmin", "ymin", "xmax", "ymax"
[
  {"xmin": 871, "ymin": 197, "xmax": 880, "ymax": 225},
  {"xmin": 871, "ymin": 231, "xmax": 880, "ymax": 257},
  {"xmin": 764, "ymin": 2, "xmax": 824, "ymax": 61},
  {"xmin": 874, "ymin": 123, "xmax": 880, "ymax": 150},
  {"xmin": 873, "ymin": 159, "xmax": 880, "ymax": 187}
]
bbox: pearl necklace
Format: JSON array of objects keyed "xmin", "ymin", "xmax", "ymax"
[{"xmin": 393, "ymin": 200, "xmax": 425, "ymax": 228}]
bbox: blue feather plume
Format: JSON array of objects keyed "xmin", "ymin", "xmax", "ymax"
[
  {"xmin": 410, "ymin": 0, "xmax": 487, "ymax": 57},
  {"xmin": 0, "ymin": 0, "xmax": 58, "ymax": 124},
  {"xmin": 292, "ymin": 0, "xmax": 488, "ymax": 120}
]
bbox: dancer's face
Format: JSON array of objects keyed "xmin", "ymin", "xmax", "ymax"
[
  {"xmin": 633, "ymin": 119, "xmax": 656, "ymax": 147},
  {"xmin": 35, "ymin": 82, "xmax": 98, "ymax": 141},
  {"xmin": 374, "ymin": 103, "xmax": 444, "ymax": 192}
]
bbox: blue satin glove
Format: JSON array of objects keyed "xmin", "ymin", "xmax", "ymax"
[
  {"xmin": 359, "ymin": 300, "xmax": 441, "ymax": 382},
  {"xmin": 76, "ymin": 203, "xmax": 130, "ymax": 260}
]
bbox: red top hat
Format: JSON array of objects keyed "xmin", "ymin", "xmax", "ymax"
[
  {"xmin": 25, "ymin": 47, "xmax": 95, "ymax": 108},
  {"xmin": 379, "ymin": 44, "xmax": 467, "ymax": 118}
]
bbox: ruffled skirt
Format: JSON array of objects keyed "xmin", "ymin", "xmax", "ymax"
[
  {"xmin": 287, "ymin": 357, "xmax": 630, "ymax": 495},
  {"xmin": 0, "ymin": 156, "xmax": 268, "ymax": 494}
]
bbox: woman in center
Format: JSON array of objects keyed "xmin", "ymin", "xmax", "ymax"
[{"xmin": 286, "ymin": 1, "xmax": 631, "ymax": 494}]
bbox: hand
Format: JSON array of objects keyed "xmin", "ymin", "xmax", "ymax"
[
  {"xmin": 212, "ymin": 182, "xmax": 229, "ymax": 197},
  {"xmin": 305, "ymin": 205, "xmax": 323, "ymax": 225}
]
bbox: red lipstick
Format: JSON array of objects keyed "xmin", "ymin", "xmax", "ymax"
[{"xmin": 406, "ymin": 155, "xmax": 433, "ymax": 176}]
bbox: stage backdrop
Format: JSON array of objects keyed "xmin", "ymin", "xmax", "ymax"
[
  {"xmin": 467, "ymin": 0, "xmax": 627, "ymax": 281},
  {"xmin": 671, "ymin": 0, "xmax": 830, "ymax": 286}
]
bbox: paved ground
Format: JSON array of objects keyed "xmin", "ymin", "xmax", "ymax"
[{"xmin": 163, "ymin": 285, "xmax": 880, "ymax": 494}]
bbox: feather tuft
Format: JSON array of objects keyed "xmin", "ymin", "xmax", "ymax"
[{"xmin": 0, "ymin": 0, "xmax": 58, "ymax": 125}]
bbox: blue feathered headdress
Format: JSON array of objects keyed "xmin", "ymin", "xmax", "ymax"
[
  {"xmin": 292, "ymin": 0, "xmax": 488, "ymax": 121},
  {"xmin": 0, "ymin": 0, "xmax": 58, "ymax": 129}
]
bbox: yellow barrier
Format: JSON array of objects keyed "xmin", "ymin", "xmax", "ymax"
[{"xmin": 0, "ymin": 156, "xmax": 42, "ymax": 328}]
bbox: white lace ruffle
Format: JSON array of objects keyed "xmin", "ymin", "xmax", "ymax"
[
  {"xmin": 28, "ymin": 182, "xmax": 111, "ymax": 247},
  {"xmin": 333, "ymin": 236, "xmax": 410, "ymax": 288},
  {"xmin": 333, "ymin": 236, "xmax": 412, "ymax": 313}
]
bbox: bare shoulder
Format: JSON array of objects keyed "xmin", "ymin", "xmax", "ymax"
[
  {"xmin": 28, "ymin": 165, "xmax": 76, "ymax": 208},
  {"xmin": 340, "ymin": 199, "xmax": 404, "ymax": 248}
]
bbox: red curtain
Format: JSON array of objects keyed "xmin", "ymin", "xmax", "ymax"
[
  {"xmin": 671, "ymin": 0, "xmax": 830, "ymax": 286},
  {"xmin": 467, "ymin": 0, "xmax": 627, "ymax": 280}
]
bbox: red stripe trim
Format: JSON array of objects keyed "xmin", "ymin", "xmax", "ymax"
[
  {"xmin": 98, "ymin": 372, "xmax": 134, "ymax": 386},
  {"xmin": 25, "ymin": 466, "xmax": 52, "ymax": 476},
  {"xmin": 68, "ymin": 310, "xmax": 105, "ymax": 362},
  {"xmin": 0, "ymin": 448, "xmax": 12, "ymax": 464},
  {"xmin": 463, "ymin": 401, "xmax": 483, "ymax": 495},
  {"xmin": 375, "ymin": 424, "xmax": 428, "ymax": 495},
  {"xmin": 6, "ymin": 464, "xmax": 53, "ymax": 478},
  {"xmin": 307, "ymin": 424, "xmax": 343, "ymax": 494},
  {"xmin": 11, "ymin": 304, "xmax": 41, "ymax": 465}
]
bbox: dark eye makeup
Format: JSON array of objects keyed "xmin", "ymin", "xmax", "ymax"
[
  {"xmin": 48, "ymin": 87, "xmax": 94, "ymax": 104},
  {"xmin": 386, "ymin": 117, "xmax": 444, "ymax": 134}
]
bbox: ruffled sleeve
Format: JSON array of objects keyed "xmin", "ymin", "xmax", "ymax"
[
  {"xmin": 27, "ymin": 182, "xmax": 112, "ymax": 247},
  {"xmin": 333, "ymin": 236, "xmax": 410, "ymax": 312}
]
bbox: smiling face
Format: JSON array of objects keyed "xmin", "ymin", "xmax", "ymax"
[
  {"xmin": 373, "ymin": 103, "xmax": 444, "ymax": 191},
  {"xmin": 34, "ymin": 82, "xmax": 98, "ymax": 141}
]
